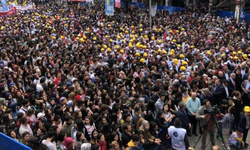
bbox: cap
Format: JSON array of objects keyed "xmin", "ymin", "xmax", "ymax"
[
  {"xmin": 37, "ymin": 112, "xmax": 45, "ymax": 119},
  {"xmin": 244, "ymin": 106, "xmax": 250, "ymax": 112}
]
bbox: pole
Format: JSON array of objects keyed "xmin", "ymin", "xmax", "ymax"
[
  {"xmin": 149, "ymin": 0, "xmax": 152, "ymax": 28},
  {"xmin": 209, "ymin": 0, "xmax": 213, "ymax": 14}
]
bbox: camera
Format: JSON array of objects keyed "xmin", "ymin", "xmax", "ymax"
[{"xmin": 204, "ymin": 105, "xmax": 220, "ymax": 115}]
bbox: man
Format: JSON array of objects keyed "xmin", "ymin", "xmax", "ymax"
[
  {"xmin": 199, "ymin": 88, "xmax": 214, "ymax": 104},
  {"xmin": 196, "ymin": 100, "xmax": 215, "ymax": 150},
  {"xmin": 186, "ymin": 92, "xmax": 200, "ymax": 136},
  {"xmin": 155, "ymin": 92, "xmax": 165, "ymax": 114},
  {"xmin": 168, "ymin": 118, "xmax": 190, "ymax": 150},
  {"xmin": 238, "ymin": 106, "xmax": 250, "ymax": 148},
  {"xmin": 241, "ymin": 76, "xmax": 250, "ymax": 106},
  {"xmin": 132, "ymin": 105, "xmax": 142, "ymax": 130},
  {"xmin": 61, "ymin": 115, "xmax": 74, "ymax": 137},
  {"xmin": 213, "ymin": 79, "xmax": 227, "ymax": 106},
  {"xmin": 212, "ymin": 145, "xmax": 220, "ymax": 150},
  {"xmin": 176, "ymin": 101, "xmax": 191, "ymax": 136},
  {"xmin": 127, "ymin": 134, "xmax": 144, "ymax": 150},
  {"xmin": 228, "ymin": 73, "xmax": 237, "ymax": 91},
  {"xmin": 122, "ymin": 123, "xmax": 132, "ymax": 147}
]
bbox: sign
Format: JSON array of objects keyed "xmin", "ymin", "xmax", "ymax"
[
  {"xmin": 115, "ymin": 0, "xmax": 120, "ymax": 8},
  {"xmin": 0, "ymin": 6, "xmax": 16, "ymax": 16},
  {"xmin": 240, "ymin": 8, "xmax": 245, "ymax": 19},
  {"xmin": 0, "ymin": 0, "xmax": 7, "ymax": 11},
  {"xmin": 105, "ymin": 0, "xmax": 114, "ymax": 16}
]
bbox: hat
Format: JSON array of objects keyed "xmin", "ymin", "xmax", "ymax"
[
  {"xmin": 81, "ymin": 143, "xmax": 91, "ymax": 150},
  {"xmin": 67, "ymin": 100, "xmax": 74, "ymax": 107},
  {"xmin": 179, "ymin": 54, "xmax": 185, "ymax": 58},
  {"xmin": 244, "ymin": 106, "xmax": 250, "ymax": 112},
  {"xmin": 37, "ymin": 112, "xmax": 45, "ymax": 119},
  {"xmin": 180, "ymin": 66, "xmax": 186, "ymax": 71}
]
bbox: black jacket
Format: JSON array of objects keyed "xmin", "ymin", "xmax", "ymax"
[{"xmin": 176, "ymin": 109, "xmax": 189, "ymax": 130}]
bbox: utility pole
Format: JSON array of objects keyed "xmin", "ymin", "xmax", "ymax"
[
  {"xmin": 209, "ymin": 0, "xmax": 213, "ymax": 14},
  {"xmin": 149, "ymin": 0, "xmax": 152, "ymax": 28}
]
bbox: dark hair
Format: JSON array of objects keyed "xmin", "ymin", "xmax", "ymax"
[
  {"xmin": 46, "ymin": 132, "xmax": 54, "ymax": 138},
  {"xmin": 131, "ymin": 134, "xmax": 140, "ymax": 142},
  {"xmin": 76, "ymin": 131, "xmax": 83, "ymax": 141},
  {"xmin": 174, "ymin": 118, "xmax": 182, "ymax": 128}
]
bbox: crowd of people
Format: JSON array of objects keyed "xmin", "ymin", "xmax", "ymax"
[{"xmin": 1, "ymin": 1, "xmax": 250, "ymax": 150}]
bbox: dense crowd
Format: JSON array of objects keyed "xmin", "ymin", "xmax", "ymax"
[{"xmin": 1, "ymin": 1, "xmax": 250, "ymax": 150}]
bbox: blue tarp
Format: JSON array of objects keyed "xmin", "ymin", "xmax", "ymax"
[
  {"xmin": 0, "ymin": 132, "xmax": 31, "ymax": 150},
  {"xmin": 128, "ymin": 2, "xmax": 144, "ymax": 8},
  {"xmin": 157, "ymin": 5, "xmax": 184, "ymax": 13},
  {"xmin": 127, "ymin": 2, "xmax": 185, "ymax": 13},
  {"xmin": 217, "ymin": 10, "xmax": 250, "ymax": 22}
]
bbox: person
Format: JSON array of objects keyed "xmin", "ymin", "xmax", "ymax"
[
  {"xmin": 218, "ymin": 106, "xmax": 234, "ymax": 150},
  {"xmin": 229, "ymin": 128, "xmax": 244, "ymax": 150},
  {"xmin": 238, "ymin": 106, "xmax": 250, "ymax": 148},
  {"xmin": 186, "ymin": 92, "xmax": 200, "ymax": 136},
  {"xmin": 121, "ymin": 123, "xmax": 133, "ymax": 147},
  {"xmin": 42, "ymin": 132, "xmax": 57, "ymax": 150},
  {"xmin": 176, "ymin": 101, "xmax": 191, "ymax": 136},
  {"xmin": 196, "ymin": 100, "xmax": 215, "ymax": 150},
  {"xmin": 127, "ymin": 134, "xmax": 144, "ymax": 150},
  {"xmin": 212, "ymin": 145, "xmax": 220, "ymax": 150},
  {"xmin": 168, "ymin": 118, "xmax": 190, "ymax": 150}
]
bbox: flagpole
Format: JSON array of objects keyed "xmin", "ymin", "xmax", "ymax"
[{"xmin": 149, "ymin": 0, "xmax": 152, "ymax": 28}]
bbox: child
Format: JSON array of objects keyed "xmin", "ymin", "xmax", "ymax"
[
  {"xmin": 218, "ymin": 106, "xmax": 234, "ymax": 150},
  {"xmin": 229, "ymin": 128, "xmax": 244, "ymax": 150}
]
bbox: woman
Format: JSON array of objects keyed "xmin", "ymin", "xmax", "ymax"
[
  {"xmin": 90, "ymin": 129, "xmax": 99, "ymax": 145},
  {"xmin": 139, "ymin": 120, "xmax": 161, "ymax": 150},
  {"xmin": 108, "ymin": 131, "xmax": 122, "ymax": 149},
  {"xmin": 84, "ymin": 116, "xmax": 96, "ymax": 138},
  {"xmin": 74, "ymin": 131, "xmax": 88, "ymax": 150},
  {"xmin": 26, "ymin": 108, "xmax": 37, "ymax": 128},
  {"xmin": 163, "ymin": 104, "xmax": 175, "ymax": 125},
  {"xmin": 97, "ymin": 133, "xmax": 107, "ymax": 150},
  {"xmin": 8, "ymin": 130, "xmax": 20, "ymax": 142},
  {"xmin": 21, "ymin": 131, "xmax": 30, "ymax": 146}
]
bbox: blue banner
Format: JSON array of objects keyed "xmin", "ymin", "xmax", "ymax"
[
  {"xmin": 105, "ymin": 0, "xmax": 114, "ymax": 16},
  {"xmin": 0, "ymin": 0, "xmax": 7, "ymax": 11},
  {"xmin": 0, "ymin": 132, "xmax": 31, "ymax": 150}
]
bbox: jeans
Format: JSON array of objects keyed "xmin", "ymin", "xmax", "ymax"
[
  {"xmin": 217, "ymin": 122, "xmax": 222, "ymax": 138},
  {"xmin": 222, "ymin": 128, "xmax": 230, "ymax": 147},
  {"xmin": 235, "ymin": 141, "xmax": 242, "ymax": 150}
]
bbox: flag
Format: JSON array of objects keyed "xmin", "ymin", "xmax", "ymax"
[
  {"xmin": 105, "ymin": 0, "xmax": 114, "ymax": 16},
  {"xmin": 164, "ymin": 31, "xmax": 167, "ymax": 41},
  {"xmin": 150, "ymin": 4, "xmax": 157, "ymax": 17},
  {"xmin": 0, "ymin": 0, "xmax": 7, "ymax": 11},
  {"xmin": 115, "ymin": 0, "xmax": 120, "ymax": 8}
]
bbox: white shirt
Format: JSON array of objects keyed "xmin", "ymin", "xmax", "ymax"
[{"xmin": 168, "ymin": 126, "xmax": 186, "ymax": 150}]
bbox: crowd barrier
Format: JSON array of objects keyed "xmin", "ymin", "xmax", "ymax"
[{"xmin": 0, "ymin": 132, "xmax": 31, "ymax": 150}]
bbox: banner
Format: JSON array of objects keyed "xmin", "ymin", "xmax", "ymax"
[
  {"xmin": 0, "ymin": 6, "xmax": 16, "ymax": 16},
  {"xmin": 0, "ymin": 132, "xmax": 31, "ymax": 150},
  {"xmin": 0, "ymin": 0, "xmax": 7, "ymax": 11},
  {"xmin": 12, "ymin": 3, "xmax": 34, "ymax": 10},
  {"xmin": 150, "ymin": 4, "xmax": 157, "ymax": 17},
  {"xmin": 105, "ymin": 0, "xmax": 114, "ymax": 16},
  {"xmin": 70, "ymin": 0, "xmax": 86, "ymax": 1},
  {"xmin": 115, "ymin": 0, "xmax": 120, "ymax": 8}
]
